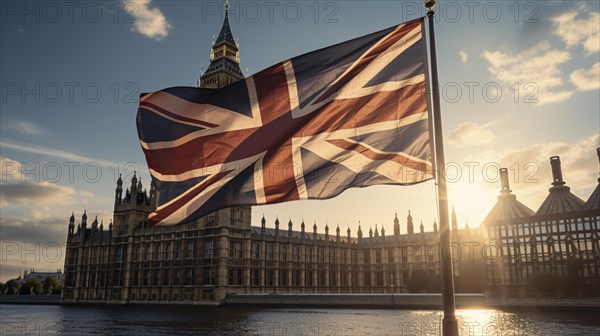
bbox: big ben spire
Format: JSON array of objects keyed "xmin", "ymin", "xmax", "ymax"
[{"xmin": 199, "ymin": 0, "xmax": 244, "ymax": 89}]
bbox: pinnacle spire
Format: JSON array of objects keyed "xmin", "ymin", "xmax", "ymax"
[
  {"xmin": 199, "ymin": 0, "xmax": 243, "ymax": 89},
  {"xmin": 215, "ymin": 0, "xmax": 236, "ymax": 48}
]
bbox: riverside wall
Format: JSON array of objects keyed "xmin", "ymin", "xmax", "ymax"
[{"xmin": 1, "ymin": 293, "xmax": 599, "ymax": 311}]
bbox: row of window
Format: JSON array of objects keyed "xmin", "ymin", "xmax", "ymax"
[
  {"xmin": 249, "ymin": 243, "xmax": 437, "ymax": 264},
  {"xmin": 489, "ymin": 218, "xmax": 598, "ymax": 239}
]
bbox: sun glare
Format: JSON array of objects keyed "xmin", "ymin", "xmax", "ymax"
[{"xmin": 456, "ymin": 309, "xmax": 497, "ymax": 334}]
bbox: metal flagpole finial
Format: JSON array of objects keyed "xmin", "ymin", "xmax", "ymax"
[
  {"xmin": 424, "ymin": 0, "xmax": 436, "ymax": 15},
  {"xmin": 225, "ymin": 0, "xmax": 230, "ymax": 12}
]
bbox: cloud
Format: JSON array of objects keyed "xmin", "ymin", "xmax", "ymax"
[
  {"xmin": 0, "ymin": 181, "xmax": 93, "ymax": 208},
  {"xmin": 533, "ymin": 90, "xmax": 575, "ymax": 106},
  {"xmin": 570, "ymin": 62, "xmax": 600, "ymax": 91},
  {"xmin": 0, "ymin": 139, "xmax": 118, "ymax": 168},
  {"xmin": 1, "ymin": 157, "xmax": 24, "ymax": 182},
  {"xmin": 0, "ymin": 216, "xmax": 67, "ymax": 245},
  {"xmin": 552, "ymin": 11, "xmax": 600, "ymax": 54},
  {"xmin": 459, "ymin": 50, "xmax": 468, "ymax": 64},
  {"xmin": 448, "ymin": 122, "xmax": 495, "ymax": 148},
  {"xmin": 464, "ymin": 134, "xmax": 600, "ymax": 209},
  {"xmin": 0, "ymin": 215, "xmax": 68, "ymax": 282},
  {"xmin": 123, "ymin": 0, "xmax": 172, "ymax": 41},
  {"xmin": 482, "ymin": 41, "xmax": 570, "ymax": 88},
  {"xmin": 0, "ymin": 207, "xmax": 115, "ymax": 282},
  {"xmin": 481, "ymin": 41, "xmax": 574, "ymax": 106},
  {"xmin": 5, "ymin": 121, "xmax": 45, "ymax": 135}
]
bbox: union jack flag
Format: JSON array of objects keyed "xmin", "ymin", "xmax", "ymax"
[{"xmin": 137, "ymin": 18, "xmax": 433, "ymax": 226}]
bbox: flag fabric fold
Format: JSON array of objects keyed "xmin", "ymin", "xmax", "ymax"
[{"xmin": 137, "ymin": 17, "xmax": 433, "ymax": 226}]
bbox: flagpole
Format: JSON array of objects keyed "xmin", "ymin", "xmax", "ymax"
[{"xmin": 423, "ymin": 1, "xmax": 458, "ymax": 335}]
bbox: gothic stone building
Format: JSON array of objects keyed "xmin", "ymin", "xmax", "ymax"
[
  {"xmin": 62, "ymin": 169, "xmax": 480, "ymax": 303},
  {"xmin": 483, "ymin": 151, "xmax": 600, "ymax": 297}
]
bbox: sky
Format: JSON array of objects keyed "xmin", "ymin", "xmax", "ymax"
[{"xmin": 0, "ymin": 0, "xmax": 599, "ymax": 281}]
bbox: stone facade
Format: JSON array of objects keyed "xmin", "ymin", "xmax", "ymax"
[{"xmin": 62, "ymin": 179, "xmax": 480, "ymax": 304}]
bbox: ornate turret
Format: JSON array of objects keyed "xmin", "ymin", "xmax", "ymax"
[
  {"xmin": 81, "ymin": 210, "xmax": 87, "ymax": 229},
  {"xmin": 68, "ymin": 212, "xmax": 75, "ymax": 235},
  {"xmin": 131, "ymin": 171, "xmax": 137, "ymax": 191},
  {"xmin": 336, "ymin": 225, "xmax": 340, "ymax": 241},
  {"xmin": 381, "ymin": 225, "xmax": 385, "ymax": 237},
  {"xmin": 313, "ymin": 222, "xmax": 318, "ymax": 239},
  {"xmin": 274, "ymin": 217, "xmax": 280, "ymax": 237},
  {"xmin": 199, "ymin": 0, "xmax": 244, "ymax": 89},
  {"xmin": 393, "ymin": 213, "xmax": 400, "ymax": 238},
  {"xmin": 149, "ymin": 180, "xmax": 157, "ymax": 211},
  {"xmin": 301, "ymin": 219, "xmax": 305, "ymax": 238},
  {"xmin": 374, "ymin": 225, "xmax": 379, "ymax": 237},
  {"xmin": 92, "ymin": 216, "xmax": 98, "ymax": 231},
  {"xmin": 79, "ymin": 210, "xmax": 88, "ymax": 244},
  {"xmin": 115, "ymin": 174, "xmax": 123, "ymax": 209},
  {"xmin": 369, "ymin": 227, "xmax": 373, "ymax": 238},
  {"xmin": 407, "ymin": 211, "xmax": 414, "ymax": 239},
  {"xmin": 325, "ymin": 224, "xmax": 329, "ymax": 240},
  {"xmin": 357, "ymin": 224, "xmax": 363, "ymax": 240},
  {"xmin": 347, "ymin": 227, "xmax": 351, "ymax": 241},
  {"xmin": 433, "ymin": 219, "xmax": 438, "ymax": 235},
  {"xmin": 288, "ymin": 219, "xmax": 293, "ymax": 235},
  {"xmin": 420, "ymin": 221, "xmax": 425, "ymax": 240},
  {"xmin": 451, "ymin": 207, "xmax": 458, "ymax": 231}
]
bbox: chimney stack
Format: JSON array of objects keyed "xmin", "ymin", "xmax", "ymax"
[
  {"xmin": 550, "ymin": 156, "xmax": 565, "ymax": 186},
  {"xmin": 499, "ymin": 168, "xmax": 511, "ymax": 193}
]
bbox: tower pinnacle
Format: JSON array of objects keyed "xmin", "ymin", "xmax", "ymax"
[{"xmin": 199, "ymin": 0, "xmax": 244, "ymax": 88}]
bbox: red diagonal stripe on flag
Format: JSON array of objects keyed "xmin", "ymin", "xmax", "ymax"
[
  {"xmin": 149, "ymin": 170, "xmax": 233, "ymax": 226},
  {"xmin": 145, "ymin": 83, "xmax": 426, "ymax": 177}
]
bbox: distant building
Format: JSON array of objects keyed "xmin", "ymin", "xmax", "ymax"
[
  {"xmin": 19, "ymin": 269, "xmax": 64, "ymax": 285},
  {"xmin": 62, "ymin": 180, "xmax": 479, "ymax": 303},
  {"xmin": 483, "ymin": 150, "xmax": 600, "ymax": 297}
]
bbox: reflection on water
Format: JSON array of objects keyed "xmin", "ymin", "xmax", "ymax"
[{"xmin": 1, "ymin": 304, "xmax": 599, "ymax": 335}]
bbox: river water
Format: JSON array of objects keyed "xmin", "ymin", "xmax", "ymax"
[{"xmin": 1, "ymin": 304, "xmax": 599, "ymax": 335}]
